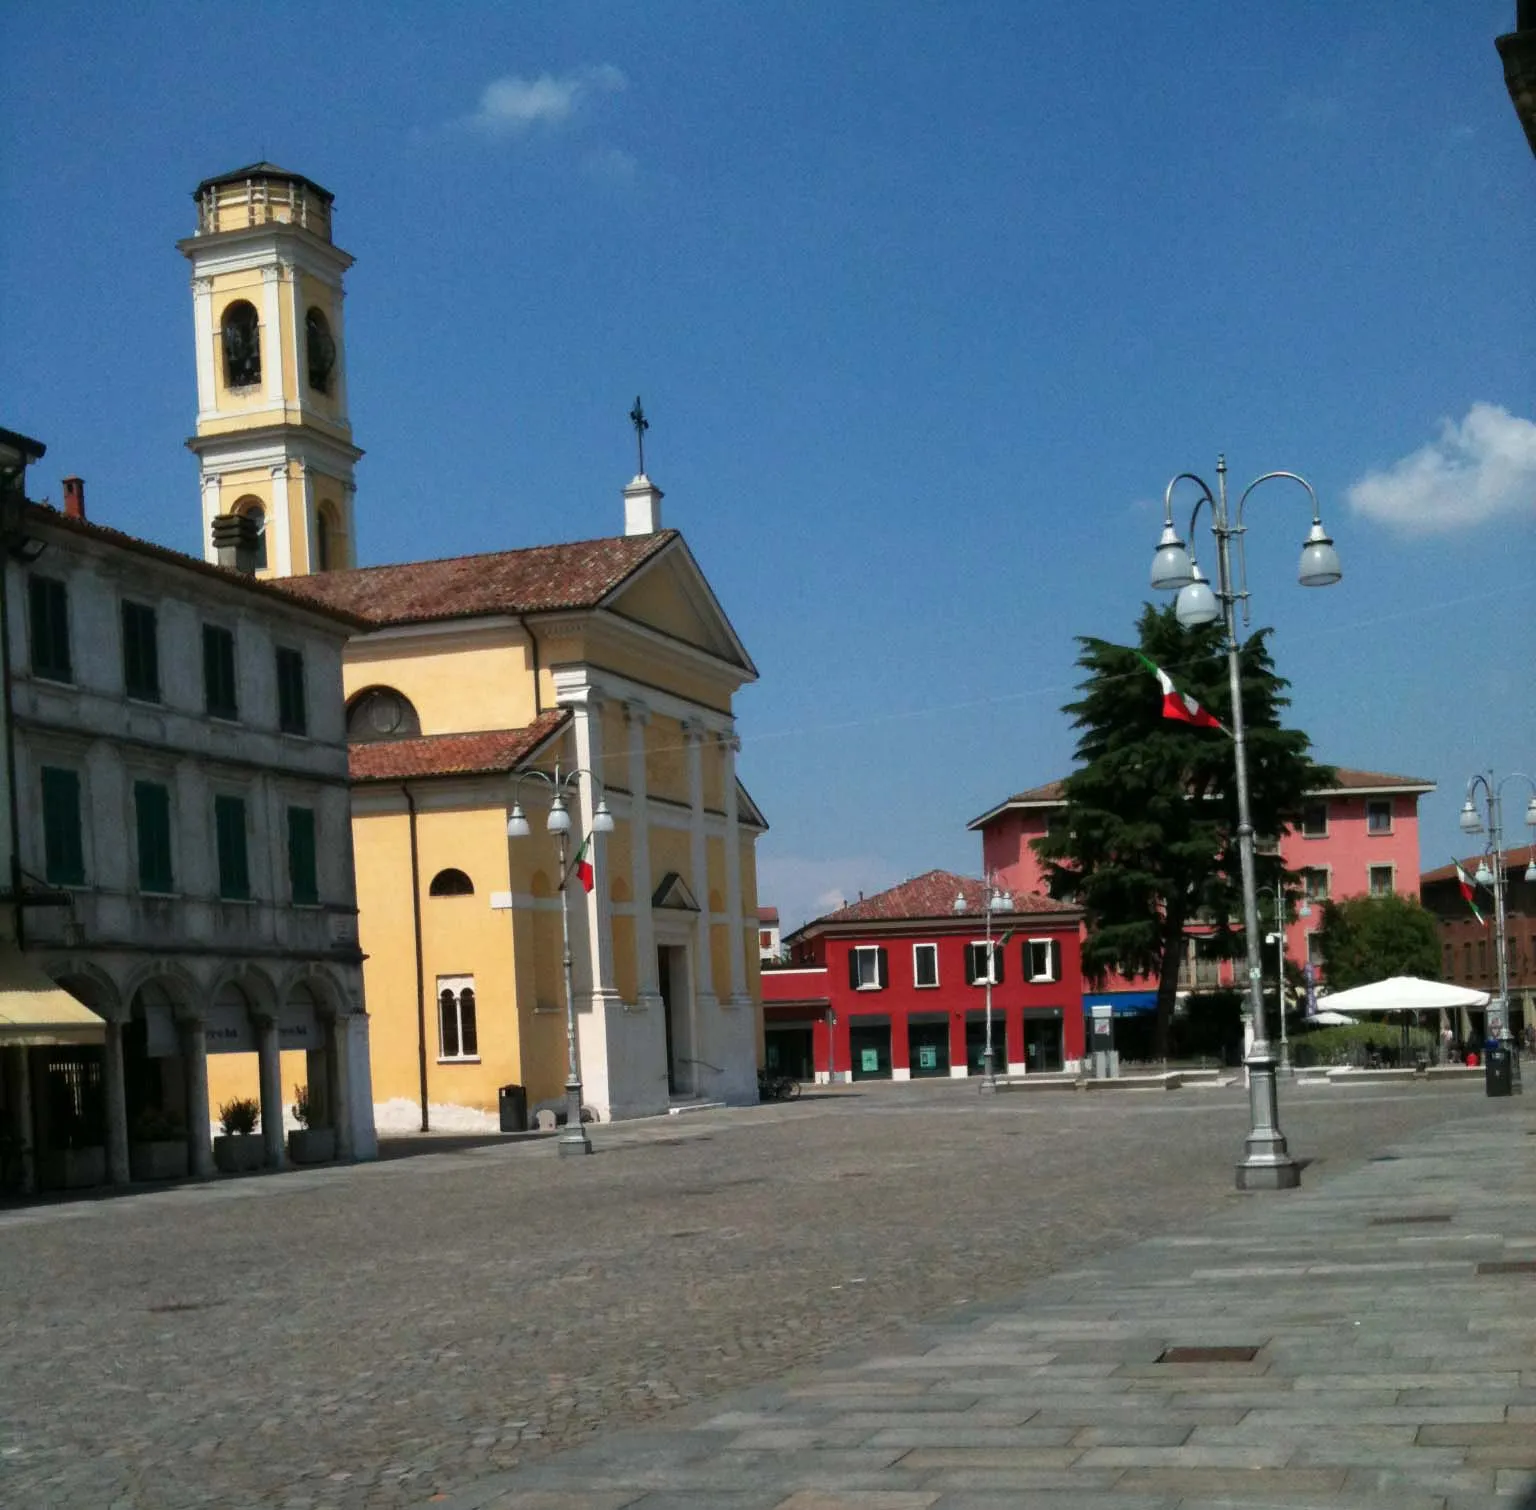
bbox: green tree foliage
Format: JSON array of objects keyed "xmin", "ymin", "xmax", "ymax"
[
  {"xmin": 1313, "ymin": 894, "xmax": 1442, "ymax": 991},
  {"xmin": 1033, "ymin": 603, "xmax": 1330, "ymax": 1055}
]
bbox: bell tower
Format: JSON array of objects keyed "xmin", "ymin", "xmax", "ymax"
[{"xmin": 179, "ymin": 163, "xmax": 362, "ymax": 577}]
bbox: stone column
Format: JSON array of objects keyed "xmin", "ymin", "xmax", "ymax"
[
  {"xmin": 4, "ymin": 1047, "xmax": 35, "ymax": 1195},
  {"xmin": 625, "ymin": 700, "xmax": 661, "ymax": 1009},
  {"xmin": 180, "ymin": 1017, "xmax": 214, "ymax": 1179},
  {"xmin": 327, "ymin": 1015, "xmax": 354, "ymax": 1161},
  {"xmin": 719, "ymin": 733, "xmax": 750, "ymax": 1008},
  {"xmin": 569, "ymin": 691, "xmax": 619, "ymax": 1004},
  {"xmin": 684, "ymin": 722, "xmax": 717, "ymax": 1008},
  {"xmin": 256, "ymin": 1013, "xmax": 285, "ymax": 1169},
  {"xmin": 102, "ymin": 1017, "xmax": 130, "ymax": 1187}
]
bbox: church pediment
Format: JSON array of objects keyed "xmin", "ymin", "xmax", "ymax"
[
  {"xmin": 604, "ymin": 539, "xmax": 756, "ymax": 677},
  {"xmin": 652, "ymin": 872, "xmax": 701, "ymax": 912}
]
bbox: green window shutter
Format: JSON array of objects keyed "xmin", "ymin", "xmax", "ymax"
[
  {"xmin": 276, "ymin": 648, "xmax": 307, "ymax": 734},
  {"xmin": 134, "ymin": 781, "xmax": 174, "ymax": 893},
  {"xmin": 40, "ymin": 767, "xmax": 85, "ymax": 885},
  {"xmin": 214, "ymin": 794, "xmax": 250, "ymax": 899},
  {"xmin": 122, "ymin": 602, "xmax": 161, "ymax": 701},
  {"xmin": 203, "ymin": 625, "xmax": 238, "ymax": 719},
  {"xmin": 287, "ymin": 806, "xmax": 318, "ymax": 904},
  {"xmin": 29, "ymin": 576, "xmax": 72, "ymax": 682}
]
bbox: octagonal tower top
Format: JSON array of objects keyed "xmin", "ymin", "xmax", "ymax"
[{"xmin": 192, "ymin": 162, "xmax": 336, "ymax": 241}]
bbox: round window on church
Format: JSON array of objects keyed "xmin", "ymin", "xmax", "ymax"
[{"xmin": 346, "ymin": 686, "xmax": 421, "ymax": 743}]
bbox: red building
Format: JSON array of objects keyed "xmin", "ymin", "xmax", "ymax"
[{"xmin": 761, "ymin": 870, "xmax": 1083, "ymax": 1081}]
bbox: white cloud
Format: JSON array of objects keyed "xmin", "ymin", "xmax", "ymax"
[
  {"xmin": 1347, "ymin": 403, "xmax": 1536, "ymax": 534},
  {"xmin": 462, "ymin": 64, "xmax": 625, "ymax": 135}
]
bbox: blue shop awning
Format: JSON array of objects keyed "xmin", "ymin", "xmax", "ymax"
[{"xmin": 1082, "ymin": 991, "xmax": 1158, "ymax": 1017}]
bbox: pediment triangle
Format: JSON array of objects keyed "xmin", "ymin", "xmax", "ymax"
[
  {"xmin": 606, "ymin": 540, "xmax": 755, "ymax": 674},
  {"xmin": 651, "ymin": 871, "xmax": 701, "ymax": 912}
]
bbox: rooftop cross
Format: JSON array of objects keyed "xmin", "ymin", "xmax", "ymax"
[{"xmin": 629, "ymin": 395, "xmax": 649, "ymax": 477}]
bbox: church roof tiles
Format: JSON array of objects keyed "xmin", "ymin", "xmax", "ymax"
[{"xmin": 349, "ymin": 709, "xmax": 570, "ymax": 783}]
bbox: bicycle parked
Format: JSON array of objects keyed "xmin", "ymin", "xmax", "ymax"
[{"xmin": 757, "ymin": 1067, "xmax": 801, "ymax": 1101}]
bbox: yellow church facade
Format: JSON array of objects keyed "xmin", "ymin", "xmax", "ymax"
[{"xmin": 185, "ymin": 163, "xmax": 766, "ymax": 1127}]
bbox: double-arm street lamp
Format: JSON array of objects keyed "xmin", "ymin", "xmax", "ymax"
[
  {"xmin": 1150, "ymin": 455, "xmax": 1342, "ymax": 1191},
  {"xmin": 1458, "ymin": 771, "xmax": 1536, "ymax": 1046},
  {"xmin": 507, "ymin": 764, "xmax": 614, "ymax": 1157},
  {"xmin": 955, "ymin": 877, "xmax": 1009, "ymax": 1091}
]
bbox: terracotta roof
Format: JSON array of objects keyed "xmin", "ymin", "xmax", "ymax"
[
  {"xmin": 757, "ymin": 906, "xmax": 779, "ymax": 923},
  {"xmin": 970, "ymin": 767, "xmax": 1434, "ymax": 830},
  {"xmin": 23, "ymin": 503, "xmax": 368, "ymax": 629},
  {"xmin": 1422, "ymin": 843, "xmax": 1536, "ymax": 885},
  {"xmin": 349, "ymin": 710, "xmax": 569, "ymax": 783},
  {"xmin": 805, "ymin": 870, "xmax": 1078, "ymax": 930},
  {"xmin": 277, "ymin": 531, "xmax": 678, "ymax": 628}
]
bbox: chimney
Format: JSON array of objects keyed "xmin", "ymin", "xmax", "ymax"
[
  {"xmin": 62, "ymin": 476, "xmax": 85, "ymax": 520},
  {"xmin": 623, "ymin": 474, "xmax": 664, "ymax": 536},
  {"xmin": 210, "ymin": 511, "xmax": 259, "ymax": 575}
]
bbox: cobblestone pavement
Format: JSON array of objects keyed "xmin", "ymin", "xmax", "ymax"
[
  {"xmin": 428, "ymin": 1105, "xmax": 1536, "ymax": 1510},
  {"xmin": 0, "ymin": 1078, "xmax": 1511, "ymax": 1508}
]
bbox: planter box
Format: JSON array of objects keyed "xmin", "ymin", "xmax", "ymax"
[
  {"xmin": 287, "ymin": 1127, "xmax": 336, "ymax": 1165},
  {"xmin": 39, "ymin": 1145, "xmax": 106, "ymax": 1190},
  {"xmin": 130, "ymin": 1139, "xmax": 189, "ymax": 1181},
  {"xmin": 213, "ymin": 1134, "xmax": 266, "ymax": 1174}
]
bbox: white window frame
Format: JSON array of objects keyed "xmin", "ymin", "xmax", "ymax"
[
  {"xmin": 1366, "ymin": 798, "xmax": 1393, "ymax": 836},
  {"xmin": 1027, "ymin": 937, "xmax": 1062, "ymax": 983},
  {"xmin": 912, "ymin": 942, "xmax": 939, "ymax": 989},
  {"xmin": 851, "ymin": 945, "xmax": 884, "ymax": 991},
  {"xmin": 966, "ymin": 940, "xmax": 1000, "ymax": 986},
  {"xmin": 1300, "ymin": 800, "xmax": 1329, "ymax": 838},
  {"xmin": 1368, "ymin": 864, "xmax": 1395, "ymax": 897},
  {"xmin": 436, "ymin": 974, "xmax": 479, "ymax": 1062}
]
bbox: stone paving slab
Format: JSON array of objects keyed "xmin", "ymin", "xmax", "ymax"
[{"xmin": 417, "ymin": 1114, "xmax": 1536, "ymax": 1510}]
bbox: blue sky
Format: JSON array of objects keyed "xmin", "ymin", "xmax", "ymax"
[{"xmin": 4, "ymin": 1, "xmax": 1533, "ymax": 931}]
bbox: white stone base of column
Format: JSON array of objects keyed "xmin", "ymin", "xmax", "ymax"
[
  {"xmin": 949, "ymin": 1064, "xmax": 969, "ymax": 1079},
  {"xmin": 892, "ymin": 1066, "xmax": 911, "ymax": 1082},
  {"xmin": 1006, "ymin": 1061, "xmax": 1027, "ymax": 1077},
  {"xmin": 1064, "ymin": 1058, "xmax": 1082, "ymax": 1074},
  {"xmin": 814, "ymin": 1070, "xmax": 830, "ymax": 1085}
]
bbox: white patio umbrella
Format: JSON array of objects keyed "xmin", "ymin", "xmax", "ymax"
[
  {"xmin": 1315, "ymin": 976, "xmax": 1489, "ymax": 1015},
  {"xmin": 1307, "ymin": 1009, "xmax": 1357, "ymax": 1026}
]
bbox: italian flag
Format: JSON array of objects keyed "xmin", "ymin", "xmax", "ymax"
[
  {"xmin": 572, "ymin": 835, "xmax": 595, "ymax": 894},
  {"xmin": 1453, "ymin": 859, "xmax": 1484, "ymax": 926},
  {"xmin": 1134, "ymin": 651, "xmax": 1225, "ymax": 731}
]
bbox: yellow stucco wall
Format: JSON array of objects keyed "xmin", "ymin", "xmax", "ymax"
[{"xmin": 344, "ymin": 633, "xmax": 539, "ymax": 736}]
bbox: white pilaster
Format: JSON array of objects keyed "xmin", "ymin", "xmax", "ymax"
[
  {"xmin": 261, "ymin": 265, "xmax": 284, "ymax": 407},
  {"xmin": 200, "ymin": 473, "xmax": 223, "ymax": 565},
  {"xmin": 299, "ymin": 465, "xmax": 316, "ymax": 573},
  {"xmin": 287, "ymin": 259, "xmax": 310, "ymax": 420},
  {"xmin": 270, "ymin": 463, "xmax": 293, "ymax": 576},
  {"xmin": 625, "ymin": 701, "xmax": 660, "ymax": 1007},
  {"xmin": 684, "ymin": 722, "xmax": 717, "ymax": 1006},
  {"xmin": 192, "ymin": 276, "xmax": 216, "ymax": 420},
  {"xmin": 331, "ymin": 284, "xmax": 351, "ymax": 423},
  {"xmin": 719, "ymin": 733, "xmax": 750, "ymax": 1007},
  {"xmin": 569, "ymin": 692, "xmax": 618, "ymax": 1003}
]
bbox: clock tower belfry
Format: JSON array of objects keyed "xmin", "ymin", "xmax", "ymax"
[{"xmin": 179, "ymin": 163, "xmax": 362, "ymax": 577}]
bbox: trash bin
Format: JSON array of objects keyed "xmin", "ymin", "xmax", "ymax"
[
  {"xmin": 498, "ymin": 1083, "xmax": 528, "ymax": 1132},
  {"xmin": 1484, "ymin": 1044, "xmax": 1513, "ymax": 1099}
]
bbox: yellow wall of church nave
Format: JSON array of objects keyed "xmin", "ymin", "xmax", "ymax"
[{"xmin": 342, "ymin": 634, "xmax": 539, "ymax": 736}]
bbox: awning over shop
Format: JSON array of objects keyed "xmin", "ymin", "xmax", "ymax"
[
  {"xmin": 1082, "ymin": 991, "xmax": 1159, "ymax": 1017},
  {"xmin": 0, "ymin": 946, "xmax": 104, "ymax": 1046}
]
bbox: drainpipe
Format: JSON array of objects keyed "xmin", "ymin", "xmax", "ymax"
[
  {"xmin": 403, "ymin": 784, "xmax": 429, "ymax": 1131},
  {"xmin": 519, "ymin": 615, "xmax": 542, "ymax": 715}
]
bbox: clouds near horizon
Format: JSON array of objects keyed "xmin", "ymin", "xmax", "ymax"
[{"xmin": 1347, "ymin": 403, "xmax": 1536, "ymax": 535}]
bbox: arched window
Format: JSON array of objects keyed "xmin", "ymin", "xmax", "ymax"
[
  {"xmin": 437, "ymin": 977, "xmax": 478, "ymax": 1060},
  {"xmin": 429, "ymin": 868, "xmax": 474, "ymax": 897},
  {"xmin": 233, "ymin": 497, "xmax": 268, "ymax": 569},
  {"xmin": 315, "ymin": 504, "xmax": 336, "ymax": 570},
  {"xmin": 221, "ymin": 301, "xmax": 261, "ymax": 388},
  {"xmin": 345, "ymin": 685, "xmax": 421, "ymax": 743},
  {"xmin": 305, "ymin": 307, "xmax": 336, "ymax": 393}
]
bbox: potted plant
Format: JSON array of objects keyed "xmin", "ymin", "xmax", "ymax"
[
  {"xmin": 213, "ymin": 1096, "xmax": 264, "ymax": 1174},
  {"xmin": 286, "ymin": 1083, "xmax": 335, "ymax": 1165},
  {"xmin": 129, "ymin": 1108, "xmax": 189, "ymax": 1181}
]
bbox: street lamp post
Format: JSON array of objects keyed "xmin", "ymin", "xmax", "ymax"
[
  {"xmin": 956, "ymin": 877, "xmax": 1009, "ymax": 1091},
  {"xmin": 1150, "ymin": 455, "xmax": 1341, "ymax": 1191},
  {"xmin": 507, "ymin": 764, "xmax": 615, "ymax": 1157},
  {"xmin": 1458, "ymin": 772, "xmax": 1536, "ymax": 1048}
]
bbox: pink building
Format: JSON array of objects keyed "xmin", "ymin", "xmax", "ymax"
[{"xmin": 969, "ymin": 767, "xmax": 1434, "ymax": 1006}]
